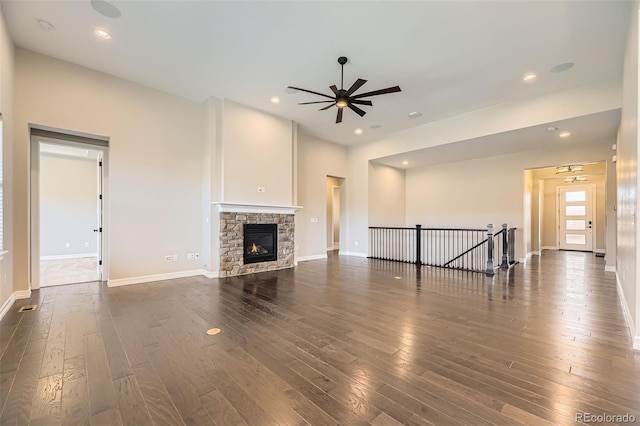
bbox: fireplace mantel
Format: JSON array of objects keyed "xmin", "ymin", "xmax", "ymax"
[{"xmin": 212, "ymin": 202, "xmax": 302, "ymax": 215}]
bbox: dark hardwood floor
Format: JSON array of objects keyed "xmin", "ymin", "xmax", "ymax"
[{"xmin": 1, "ymin": 250, "xmax": 639, "ymax": 425}]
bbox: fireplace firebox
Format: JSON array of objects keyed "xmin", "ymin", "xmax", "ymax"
[{"xmin": 243, "ymin": 224, "xmax": 278, "ymax": 264}]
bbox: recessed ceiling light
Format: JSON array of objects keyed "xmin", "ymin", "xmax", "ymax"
[
  {"xmin": 546, "ymin": 127, "xmax": 557, "ymax": 132},
  {"xmin": 402, "ymin": 161, "xmax": 409, "ymax": 165},
  {"xmin": 354, "ymin": 128, "xmax": 363, "ymax": 135},
  {"xmin": 91, "ymin": 0, "xmax": 122, "ymax": 19},
  {"xmin": 523, "ymin": 72, "xmax": 537, "ymax": 82},
  {"xmin": 37, "ymin": 19, "xmax": 54, "ymax": 31},
  {"xmin": 369, "ymin": 124, "xmax": 382, "ymax": 129},
  {"xmin": 559, "ymin": 131, "xmax": 571, "ymax": 138},
  {"xmin": 550, "ymin": 62, "xmax": 574, "ymax": 73},
  {"xmin": 270, "ymin": 96, "xmax": 280, "ymax": 104},
  {"xmin": 94, "ymin": 28, "xmax": 111, "ymax": 39},
  {"xmin": 408, "ymin": 111, "xmax": 422, "ymax": 119}
]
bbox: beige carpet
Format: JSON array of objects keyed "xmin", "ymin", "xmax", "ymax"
[{"xmin": 40, "ymin": 256, "xmax": 100, "ymax": 287}]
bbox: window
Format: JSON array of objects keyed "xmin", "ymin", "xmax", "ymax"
[
  {"xmin": 566, "ymin": 205, "xmax": 586, "ymax": 216},
  {"xmin": 565, "ymin": 191, "xmax": 586, "ymax": 202}
]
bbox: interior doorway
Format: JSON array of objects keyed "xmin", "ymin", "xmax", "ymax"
[
  {"xmin": 326, "ymin": 176, "xmax": 344, "ymax": 252},
  {"xmin": 526, "ymin": 162, "xmax": 606, "ymax": 257},
  {"xmin": 30, "ymin": 128, "xmax": 109, "ymax": 289}
]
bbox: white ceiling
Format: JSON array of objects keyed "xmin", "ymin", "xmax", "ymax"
[
  {"xmin": 371, "ymin": 109, "xmax": 620, "ymax": 169},
  {"xmin": 2, "ymin": 1, "xmax": 631, "ymax": 146}
]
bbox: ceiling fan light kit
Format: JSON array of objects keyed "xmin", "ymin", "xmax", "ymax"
[{"xmin": 288, "ymin": 56, "xmax": 401, "ymax": 123}]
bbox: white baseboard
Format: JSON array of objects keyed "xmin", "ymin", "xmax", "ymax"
[
  {"xmin": 41, "ymin": 253, "xmax": 98, "ymax": 260},
  {"xmin": 594, "ymin": 249, "xmax": 606, "ymax": 254},
  {"xmin": 616, "ymin": 272, "xmax": 638, "ymax": 351},
  {"xmin": 338, "ymin": 251, "xmax": 368, "ymax": 258},
  {"xmin": 530, "ymin": 251, "xmax": 540, "ymax": 256},
  {"xmin": 326, "ymin": 247, "xmax": 333, "ymax": 251},
  {"xmin": 108, "ymin": 269, "xmax": 206, "ymax": 287},
  {"xmin": 605, "ymin": 265, "xmax": 617, "ymax": 273},
  {"xmin": 297, "ymin": 254, "xmax": 328, "ymax": 262},
  {"xmin": 200, "ymin": 269, "xmax": 219, "ymax": 279},
  {"xmin": 541, "ymin": 246, "xmax": 558, "ymax": 251},
  {"xmin": 0, "ymin": 289, "xmax": 32, "ymax": 321}
]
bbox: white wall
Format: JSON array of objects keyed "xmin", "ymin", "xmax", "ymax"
[
  {"xmin": 369, "ymin": 163, "xmax": 405, "ymax": 227},
  {"xmin": 405, "ymin": 140, "xmax": 614, "ymax": 262},
  {"xmin": 618, "ymin": 1, "xmax": 640, "ymax": 345},
  {"xmin": 220, "ymin": 99, "xmax": 294, "ymax": 205},
  {"xmin": 0, "ymin": 6, "xmax": 14, "ymax": 309},
  {"xmin": 296, "ymin": 132, "xmax": 347, "ymax": 259},
  {"xmin": 39, "ymin": 154, "xmax": 97, "ymax": 257},
  {"xmin": 14, "ymin": 49, "xmax": 205, "ymax": 284}
]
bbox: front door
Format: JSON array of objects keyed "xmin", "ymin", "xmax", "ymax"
[{"xmin": 558, "ymin": 185, "xmax": 594, "ymax": 252}]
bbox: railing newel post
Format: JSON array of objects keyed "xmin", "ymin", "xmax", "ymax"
[
  {"xmin": 501, "ymin": 223, "xmax": 509, "ymax": 268},
  {"xmin": 415, "ymin": 224, "xmax": 422, "ymax": 266},
  {"xmin": 486, "ymin": 224, "xmax": 495, "ymax": 275}
]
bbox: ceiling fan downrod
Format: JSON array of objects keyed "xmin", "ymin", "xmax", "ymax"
[{"xmin": 338, "ymin": 56, "xmax": 348, "ymax": 91}]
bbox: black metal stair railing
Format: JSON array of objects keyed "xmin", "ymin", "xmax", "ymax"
[{"xmin": 368, "ymin": 224, "xmax": 517, "ymax": 275}]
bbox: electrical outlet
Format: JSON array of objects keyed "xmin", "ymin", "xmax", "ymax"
[
  {"xmin": 84, "ymin": 242, "xmax": 89, "ymax": 247},
  {"xmin": 172, "ymin": 254, "xmax": 179, "ymax": 262},
  {"xmin": 187, "ymin": 253, "xmax": 195, "ymax": 260},
  {"xmin": 311, "ymin": 218, "xmax": 318, "ymax": 223},
  {"xmin": 164, "ymin": 255, "xmax": 173, "ymax": 262},
  {"xmin": 65, "ymin": 243, "xmax": 70, "ymax": 248},
  {"xmin": 355, "ymin": 241, "xmax": 358, "ymax": 246},
  {"xmin": 257, "ymin": 186, "xmax": 265, "ymax": 193},
  {"xmin": 194, "ymin": 253, "xmax": 200, "ymax": 259}
]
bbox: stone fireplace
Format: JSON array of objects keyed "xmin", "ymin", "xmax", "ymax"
[{"xmin": 214, "ymin": 203, "xmax": 300, "ymax": 277}]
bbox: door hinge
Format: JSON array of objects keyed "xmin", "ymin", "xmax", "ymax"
[
  {"xmin": 99, "ymin": 194, "xmax": 102, "ymax": 200},
  {"xmin": 99, "ymin": 260, "xmax": 102, "ymax": 266},
  {"xmin": 99, "ymin": 161, "xmax": 102, "ymax": 167}
]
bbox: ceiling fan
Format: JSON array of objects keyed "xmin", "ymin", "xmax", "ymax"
[{"xmin": 288, "ymin": 56, "xmax": 401, "ymax": 124}]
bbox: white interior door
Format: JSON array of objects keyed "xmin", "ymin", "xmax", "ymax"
[{"xmin": 558, "ymin": 185, "xmax": 594, "ymax": 252}]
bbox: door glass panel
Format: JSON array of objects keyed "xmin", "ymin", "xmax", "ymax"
[
  {"xmin": 565, "ymin": 191, "xmax": 586, "ymax": 202},
  {"xmin": 566, "ymin": 234, "xmax": 586, "ymax": 245},
  {"xmin": 566, "ymin": 220, "xmax": 586, "ymax": 230},
  {"xmin": 566, "ymin": 205, "xmax": 586, "ymax": 216}
]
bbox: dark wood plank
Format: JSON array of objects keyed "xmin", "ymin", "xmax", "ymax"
[
  {"xmin": 98, "ymin": 320, "xmax": 132, "ymax": 380},
  {"xmin": 83, "ymin": 333, "xmax": 117, "ymax": 416},
  {"xmin": 113, "ymin": 375, "xmax": 152, "ymax": 425},
  {"xmin": 132, "ymin": 363, "xmax": 185, "ymax": 426},
  {"xmin": 0, "ymin": 359, "xmax": 41, "ymax": 424},
  {"xmin": 199, "ymin": 389, "xmax": 247, "ymax": 426},
  {"xmin": 61, "ymin": 376, "xmax": 90, "ymax": 426},
  {"xmin": 29, "ymin": 373, "xmax": 63, "ymax": 425}
]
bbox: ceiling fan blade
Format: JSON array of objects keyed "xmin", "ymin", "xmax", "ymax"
[
  {"xmin": 351, "ymin": 86, "xmax": 401, "ymax": 99},
  {"xmin": 336, "ymin": 108, "xmax": 343, "ymax": 123},
  {"xmin": 348, "ymin": 103, "xmax": 366, "ymax": 117},
  {"xmin": 299, "ymin": 100, "xmax": 335, "ymax": 105},
  {"xmin": 320, "ymin": 103, "xmax": 336, "ymax": 111},
  {"xmin": 329, "ymin": 85, "xmax": 339, "ymax": 95},
  {"xmin": 344, "ymin": 78, "xmax": 367, "ymax": 97},
  {"xmin": 350, "ymin": 99, "xmax": 373, "ymax": 106},
  {"xmin": 287, "ymin": 86, "xmax": 335, "ymax": 100}
]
